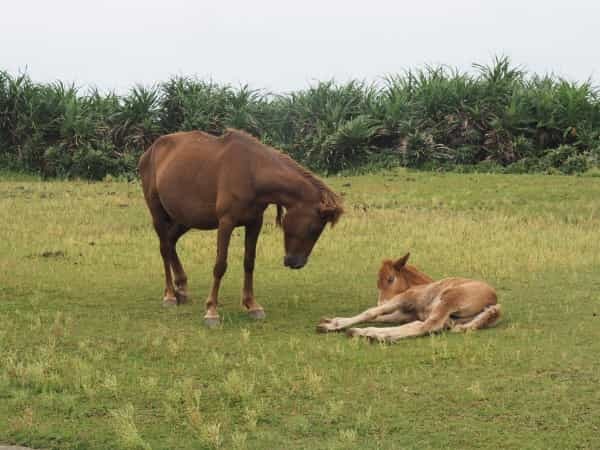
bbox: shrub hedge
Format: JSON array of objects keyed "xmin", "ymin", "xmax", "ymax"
[{"xmin": 1, "ymin": 58, "xmax": 599, "ymax": 178}]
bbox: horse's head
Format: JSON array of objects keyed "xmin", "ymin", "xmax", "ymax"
[
  {"xmin": 376, "ymin": 253, "xmax": 433, "ymax": 305},
  {"xmin": 279, "ymin": 203, "xmax": 342, "ymax": 269}
]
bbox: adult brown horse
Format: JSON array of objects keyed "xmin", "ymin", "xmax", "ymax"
[{"xmin": 138, "ymin": 129, "xmax": 343, "ymax": 326}]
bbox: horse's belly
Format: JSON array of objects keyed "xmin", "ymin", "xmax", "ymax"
[
  {"xmin": 162, "ymin": 197, "xmax": 219, "ymax": 229},
  {"xmin": 185, "ymin": 210, "xmax": 220, "ymax": 229}
]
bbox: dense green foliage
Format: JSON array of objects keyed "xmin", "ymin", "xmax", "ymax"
[{"xmin": 1, "ymin": 58, "xmax": 599, "ymax": 178}]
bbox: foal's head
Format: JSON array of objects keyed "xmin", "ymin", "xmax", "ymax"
[
  {"xmin": 280, "ymin": 203, "xmax": 342, "ymax": 269},
  {"xmin": 376, "ymin": 253, "xmax": 433, "ymax": 305}
]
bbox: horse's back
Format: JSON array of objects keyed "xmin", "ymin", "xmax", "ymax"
[
  {"xmin": 138, "ymin": 131, "xmax": 259, "ymax": 229},
  {"xmin": 139, "ymin": 131, "xmax": 216, "ymax": 184}
]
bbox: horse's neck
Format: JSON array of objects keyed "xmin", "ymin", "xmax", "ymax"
[{"xmin": 255, "ymin": 157, "xmax": 320, "ymax": 208}]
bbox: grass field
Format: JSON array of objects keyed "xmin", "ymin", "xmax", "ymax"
[{"xmin": 1, "ymin": 169, "xmax": 600, "ymax": 449}]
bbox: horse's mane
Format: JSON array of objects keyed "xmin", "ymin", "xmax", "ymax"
[
  {"xmin": 273, "ymin": 151, "xmax": 344, "ymax": 225},
  {"xmin": 223, "ymin": 129, "xmax": 344, "ymax": 225}
]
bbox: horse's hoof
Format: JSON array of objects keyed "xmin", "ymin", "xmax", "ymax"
[
  {"xmin": 248, "ymin": 309, "xmax": 266, "ymax": 320},
  {"xmin": 316, "ymin": 324, "xmax": 330, "ymax": 334},
  {"xmin": 162, "ymin": 298, "xmax": 177, "ymax": 307},
  {"xmin": 175, "ymin": 292, "xmax": 189, "ymax": 305},
  {"xmin": 204, "ymin": 317, "xmax": 220, "ymax": 328},
  {"xmin": 366, "ymin": 335, "xmax": 381, "ymax": 344},
  {"xmin": 345, "ymin": 328, "xmax": 359, "ymax": 338}
]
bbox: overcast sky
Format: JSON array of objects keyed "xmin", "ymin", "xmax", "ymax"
[{"xmin": 2, "ymin": 0, "xmax": 599, "ymax": 93}]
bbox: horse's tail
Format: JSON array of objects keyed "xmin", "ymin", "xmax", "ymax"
[
  {"xmin": 138, "ymin": 140, "xmax": 160, "ymax": 204},
  {"xmin": 138, "ymin": 141, "xmax": 155, "ymax": 177}
]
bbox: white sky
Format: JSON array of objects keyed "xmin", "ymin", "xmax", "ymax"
[{"xmin": 2, "ymin": 0, "xmax": 599, "ymax": 93}]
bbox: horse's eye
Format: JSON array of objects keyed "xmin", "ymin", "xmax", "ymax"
[{"xmin": 387, "ymin": 276, "xmax": 394, "ymax": 284}]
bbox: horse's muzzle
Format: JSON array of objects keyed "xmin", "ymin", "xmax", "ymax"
[{"xmin": 284, "ymin": 254, "xmax": 307, "ymax": 269}]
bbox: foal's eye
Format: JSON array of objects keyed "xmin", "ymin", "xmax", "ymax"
[{"xmin": 387, "ymin": 276, "xmax": 395, "ymax": 284}]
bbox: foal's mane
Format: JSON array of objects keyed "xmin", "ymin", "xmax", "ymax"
[
  {"xmin": 401, "ymin": 264, "xmax": 434, "ymax": 286},
  {"xmin": 223, "ymin": 129, "xmax": 344, "ymax": 225}
]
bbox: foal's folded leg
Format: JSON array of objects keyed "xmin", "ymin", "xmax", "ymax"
[{"xmin": 384, "ymin": 308, "xmax": 453, "ymax": 343}]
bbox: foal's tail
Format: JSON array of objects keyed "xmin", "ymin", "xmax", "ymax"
[{"xmin": 452, "ymin": 304, "xmax": 501, "ymax": 332}]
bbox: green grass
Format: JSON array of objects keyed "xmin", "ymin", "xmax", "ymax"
[{"xmin": 1, "ymin": 169, "xmax": 600, "ymax": 449}]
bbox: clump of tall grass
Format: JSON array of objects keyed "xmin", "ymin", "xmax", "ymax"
[
  {"xmin": 1, "ymin": 57, "xmax": 599, "ymax": 177},
  {"xmin": 110, "ymin": 403, "xmax": 152, "ymax": 450},
  {"xmin": 222, "ymin": 369, "xmax": 255, "ymax": 403}
]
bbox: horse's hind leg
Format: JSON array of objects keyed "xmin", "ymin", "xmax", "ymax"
[
  {"xmin": 167, "ymin": 224, "xmax": 190, "ymax": 304},
  {"xmin": 150, "ymin": 206, "xmax": 178, "ymax": 307},
  {"xmin": 146, "ymin": 196, "xmax": 187, "ymax": 307},
  {"xmin": 451, "ymin": 305, "xmax": 501, "ymax": 332}
]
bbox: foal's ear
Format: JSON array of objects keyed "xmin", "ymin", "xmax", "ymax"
[{"xmin": 392, "ymin": 253, "xmax": 410, "ymax": 270}]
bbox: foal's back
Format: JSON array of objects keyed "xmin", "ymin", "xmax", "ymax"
[{"xmin": 416, "ymin": 277, "xmax": 497, "ymax": 320}]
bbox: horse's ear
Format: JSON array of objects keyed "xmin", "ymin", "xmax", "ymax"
[
  {"xmin": 319, "ymin": 204, "xmax": 342, "ymax": 226},
  {"xmin": 393, "ymin": 253, "xmax": 410, "ymax": 270},
  {"xmin": 276, "ymin": 205, "xmax": 285, "ymax": 227}
]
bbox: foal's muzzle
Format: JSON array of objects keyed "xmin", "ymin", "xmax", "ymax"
[{"xmin": 284, "ymin": 254, "xmax": 307, "ymax": 269}]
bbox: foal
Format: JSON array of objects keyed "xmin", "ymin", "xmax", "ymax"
[{"xmin": 317, "ymin": 253, "xmax": 501, "ymax": 342}]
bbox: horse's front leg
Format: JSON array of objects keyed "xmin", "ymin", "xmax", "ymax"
[
  {"xmin": 242, "ymin": 217, "xmax": 265, "ymax": 319},
  {"xmin": 349, "ymin": 301, "xmax": 454, "ymax": 342},
  {"xmin": 346, "ymin": 321, "xmax": 425, "ymax": 341},
  {"xmin": 371, "ymin": 310, "xmax": 414, "ymax": 324},
  {"xmin": 316, "ymin": 298, "xmax": 402, "ymax": 333},
  {"xmin": 204, "ymin": 218, "xmax": 234, "ymax": 327}
]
